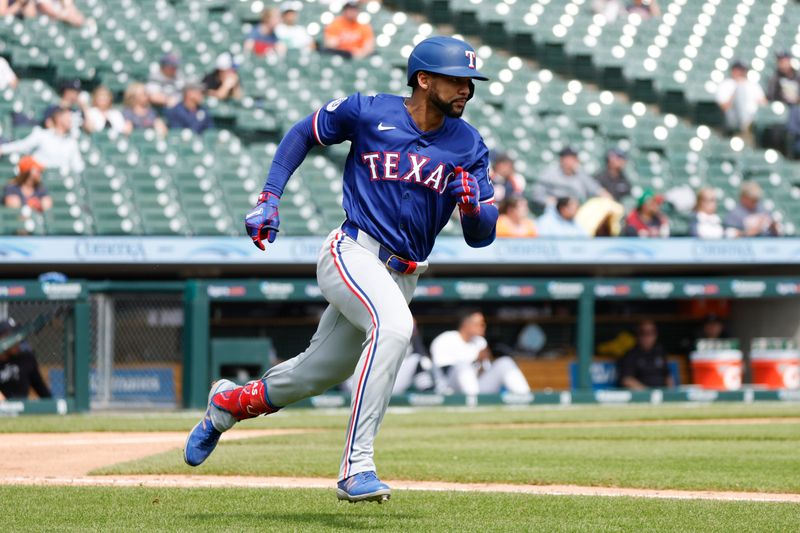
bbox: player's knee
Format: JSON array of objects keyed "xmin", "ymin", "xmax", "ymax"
[
  {"xmin": 493, "ymin": 356, "xmax": 517, "ymax": 372},
  {"xmin": 377, "ymin": 315, "xmax": 413, "ymax": 347}
]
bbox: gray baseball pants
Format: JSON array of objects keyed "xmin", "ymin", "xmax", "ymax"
[{"xmin": 261, "ymin": 228, "xmax": 425, "ymax": 480}]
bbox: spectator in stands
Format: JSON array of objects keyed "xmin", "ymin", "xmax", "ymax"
[
  {"xmin": 84, "ymin": 85, "xmax": 129, "ymax": 135},
  {"xmin": 244, "ymin": 8, "xmax": 282, "ymax": 57},
  {"xmin": 430, "ymin": 310, "xmax": 531, "ymax": 396},
  {"xmin": 2, "ymin": 155, "xmax": 51, "ymax": 212},
  {"xmin": 275, "ymin": 1, "xmax": 314, "ymax": 53},
  {"xmin": 165, "ymin": 83, "xmax": 214, "ymax": 135},
  {"xmin": 592, "ymin": 0, "xmax": 625, "ymax": 23},
  {"xmin": 623, "ymin": 189, "xmax": 669, "ymax": 237},
  {"xmin": 626, "ymin": 0, "xmax": 660, "ymax": 19},
  {"xmin": 723, "ymin": 181, "xmax": 780, "ymax": 237},
  {"xmin": 122, "ymin": 82, "xmax": 167, "ymax": 136},
  {"xmin": 0, "ymin": 0, "xmax": 37, "ymax": 18},
  {"xmin": 766, "ymin": 50, "xmax": 800, "ymax": 106},
  {"xmin": 689, "ymin": 187, "xmax": 727, "ymax": 239},
  {"xmin": 146, "ymin": 53, "xmax": 185, "ymax": 108},
  {"xmin": 323, "ymin": 1, "xmax": 374, "ymax": 60},
  {"xmin": 496, "ymin": 197, "xmax": 537, "ymax": 238},
  {"xmin": 0, "ymin": 56, "xmax": 18, "ymax": 90},
  {"xmin": 593, "ymin": 148, "xmax": 631, "ymax": 201},
  {"xmin": 716, "ymin": 60, "xmax": 767, "ymax": 138},
  {"xmin": 42, "ymin": 79, "xmax": 87, "ymax": 137},
  {"xmin": 490, "ymin": 152, "xmax": 525, "ymax": 202},
  {"xmin": 203, "ymin": 53, "xmax": 243, "ymax": 101},
  {"xmin": 35, "ymin": 0, "xmax": 84, "ymax": 27},
  {"xmin": 536, "ymin": 197, "xmax": 588, "ymax": 237},
  {"xmin": 0, "ymin": 108, "xmax": 84, "ymax": 175},
  {"xmin": 618, "ymin": 320, "xmax": 674, "ymax": 390},
  {"xmin": 0, "ymin": 318, "xmax": 52, "ymax": 401},
  {"xmin": 531, "ymin": 147, "xmax": 609, "ymax": 207}
]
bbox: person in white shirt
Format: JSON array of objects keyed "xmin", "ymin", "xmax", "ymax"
[
  {"xmin": 0, "ymin": 57, "xmax": 18, "ymax": 90},
  {"xmin": 716, "ymin": 61, "xmax": 767, "ymax": 135},
  {"xmin": 591, "ymin": 0, "xmax": 625, "ymax": 22},
  {"xmin": 0, "ymin": 108, "xmax": 84, "ymax": 175},
  {"xmin": 84, "ymin": 85, "xmax": 130, "ymax": 135},
  {"xmin": 537, "ymin": 197, "xmax": 589, "ymax": 238},
  {"xmin": 430, "ymin": 310, "xmax": 530, "ymax": 396},
  {"xmin": 689, "ymin": 187, "xmax": 734, "ymax": 239},
  {"xmin": 146, "ymin": 54, "xmax": 186, "ymax": 108},
  {"xmin": 275, "ymin": 1, "xmax": 314, "ymax": 52}
]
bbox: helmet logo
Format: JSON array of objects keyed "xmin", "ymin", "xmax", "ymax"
[{"xmin": 464, "ymin": 50, "xmax": 476, "ymax": 69}]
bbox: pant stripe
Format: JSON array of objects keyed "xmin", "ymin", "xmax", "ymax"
[{"xmin": 329, "ymin": 232, "xmax": 380, "ymax": 479}]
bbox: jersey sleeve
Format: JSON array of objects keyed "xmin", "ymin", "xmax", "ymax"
[
  {"xmin": 465, "ymin": 137, "xmax": 495, "ymax": 204},
  {"xmin": 311, "ymin": 93, "xmax": 366, "ymax": 146}
]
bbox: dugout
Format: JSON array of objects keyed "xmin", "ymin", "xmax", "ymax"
[
  {"xmin": 182, "ymin": 276, "xmax": 800, "ymax": 409},
  {"xmin": 1, "ymin": 274, "xmax": 799, "ymax": 413}
]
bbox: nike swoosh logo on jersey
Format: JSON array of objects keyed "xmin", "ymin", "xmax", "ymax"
[{"xmin": 377, "ymin": 123, "xmax": 396, "ymax": 131}]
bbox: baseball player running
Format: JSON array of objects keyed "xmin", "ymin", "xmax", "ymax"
[{"xmin": 184, "ymin": 36, "xmax": 497, "ymax": 503}]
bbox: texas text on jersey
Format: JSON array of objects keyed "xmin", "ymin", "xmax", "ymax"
[{"xmin": 307, "ymin": 92, "xmax": 495, "ymax": 261}]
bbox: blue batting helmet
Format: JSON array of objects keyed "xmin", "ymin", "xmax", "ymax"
[{"xmin": 406, "ymin": 36, "xmax": 488, "ymax": 87}]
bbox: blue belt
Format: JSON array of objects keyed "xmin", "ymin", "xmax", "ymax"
[{"xmin": 341, "ymin": 220, "xmax": 419, "ymax": 275}]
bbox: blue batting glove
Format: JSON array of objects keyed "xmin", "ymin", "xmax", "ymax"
[
  {"xmin": 245, "ymin": 192, "xmax": 280, "ymax": 251},
  {"xmin": 446, "ymin": 166, "xmax": 480, "ymax": 217}
]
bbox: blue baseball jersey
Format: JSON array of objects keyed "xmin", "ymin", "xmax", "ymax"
[{"xmin": 311, "ymin": 93, "xmax": 494, "ymax": 262}]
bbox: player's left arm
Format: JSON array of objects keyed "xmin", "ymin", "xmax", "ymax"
[{"xmin": 446, "ymin": 140, "xmax": 497, "ymax": 248}]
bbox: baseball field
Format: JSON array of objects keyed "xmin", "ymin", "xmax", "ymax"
[{"xmin": 2, "ymin": 403, "xmax": 799, "ymax": 531}]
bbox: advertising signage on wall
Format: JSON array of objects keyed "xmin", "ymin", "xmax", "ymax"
[
  {"xmin": 197, "ymin": 278, "xmax": 800, "ymax": 302},
  {"xmin": 0, "ymin": 237, "xmax": 798, "ymax": 265}
]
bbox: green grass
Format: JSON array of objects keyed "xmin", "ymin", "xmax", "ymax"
[
  {"xmin": 1, "ymin": 402, "xmax": 798, "ymax": 433},
  {"xmin": 2, "ymin": 486, "xmax": 798, "ymax": 532},
  {"xmin": 79, "ymin": 405, "xmax": 800, "ymax": 492},
  {"xmin": 97, "ymin": 416, "xmax": 800, "ymax": 493}
]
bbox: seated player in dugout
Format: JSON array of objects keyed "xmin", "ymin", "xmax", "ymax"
[
  {"xmin": 185, "ymin": 36, "xmax": 498, "ymax": 504},
  {"xmin": 617, "ymin": 320, "xmax": 675, "ymax": 390},
  {"xmin": 0, "ymin": 318, "xmax": 52, "ymax": 401},
  {"xmin": 430, "ymin": 310, "xmax": 531, "ymax": 396}
]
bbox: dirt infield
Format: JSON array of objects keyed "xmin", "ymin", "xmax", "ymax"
[
  {"xmin": 3, "ymin": 474, "xmax": 800, "ymax": 503},
  {"xmin": 1, "ymin": 426, "xmax": 799, "ymax": 503},
  {"xmin": 0, "ymin": 430, "xmax": 313, "ymax": 477}
]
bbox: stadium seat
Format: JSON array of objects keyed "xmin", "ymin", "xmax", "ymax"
[{"xmin": 0, "ymin": 0, "xmax": 795, "ymax": 237}]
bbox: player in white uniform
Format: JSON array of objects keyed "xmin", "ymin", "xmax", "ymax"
[{"xmin": 430, "ymin": 310, "xmax": 531, "ymax": 396}]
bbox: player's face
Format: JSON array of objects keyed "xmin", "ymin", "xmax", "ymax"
[
  {"xmin": 464, "ymin": 313, "xmax": 486, "ymax": 337},
  {"xmin": 637, "ymin": 323, "xmax": 658, "ymax": 351},
  {"xmin": 428, "ymin": 74, "xmax": 472, "ymax": 118}
]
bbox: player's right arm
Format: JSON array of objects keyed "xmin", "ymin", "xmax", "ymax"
[{"xmin": 246, "ymin": 94, "xmax": 364, "ymax": 250}]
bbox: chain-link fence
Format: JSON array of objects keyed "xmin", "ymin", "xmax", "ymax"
[
  {"xmin": 90, "ymin": 292, "xmax": 183, "ymax": 409},
  {"xmin": 0, "ymin": 300, "xmax": 73, "ymax": 400}
]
